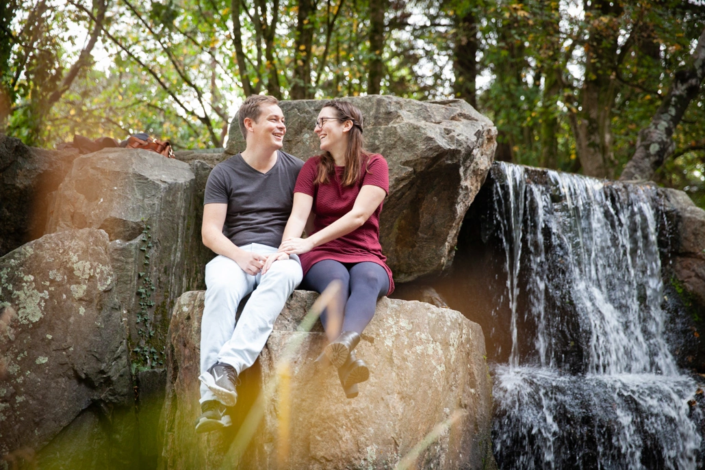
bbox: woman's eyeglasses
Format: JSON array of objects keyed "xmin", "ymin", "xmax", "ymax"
[{"xmin": 314, "ymin": 117, "xmax": 343, "ymax": 129}]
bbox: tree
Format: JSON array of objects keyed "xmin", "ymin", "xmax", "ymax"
[{"xmin": 621, "ymin": 28, "xmax": 705, "ymax": 181}]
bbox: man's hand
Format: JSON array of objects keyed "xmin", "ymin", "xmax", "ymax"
[
  {"xmin": 262, "ymin": 252, "xmax": 290, "ymax": 275},
  {"xmin": 234, "ymin": 251, "xmax": 266, "ymax": 275},
  {"xmin": 279, "ymin": 237, "xmax": 314, "ymax": 255}
]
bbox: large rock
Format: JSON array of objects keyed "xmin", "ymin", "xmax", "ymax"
[
  {"xmin": 46, "ymin": 149, "xmax": 212, "ymax": 365},
  {"xmin": 0, "ymin": 135, "xmax": 79, "ymax": 257},
  {"xmin": 0, "ymin": 229, "xmax": 135, "ymax": 467},
  {"xmin": 226, "ymin": 96, "xmax": 497, "ymax": 282},
  {"xmin": 158, "ymin": 290, "xmax": 495, "ymax": 469},
  {"xmin": 660, "ymin": 188, "xmax": 705, "ymax": 307}
]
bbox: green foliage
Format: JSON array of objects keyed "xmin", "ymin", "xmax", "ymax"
[
  {"xmin": 1, "ymin": 0, "xmax": 703, "ymax": 205},
  {"xmin": 130, "ymin": 222, "xmax": 165, "ymax": 372}
]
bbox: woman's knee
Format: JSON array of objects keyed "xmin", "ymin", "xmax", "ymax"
[{"xmin": 350, "ymin": 264, "xmax": 386, "ymax": 292}]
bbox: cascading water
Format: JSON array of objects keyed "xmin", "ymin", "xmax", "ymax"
[{"xmin": 485, "ymin": 163, "xmax": 701, "ymax": 469}]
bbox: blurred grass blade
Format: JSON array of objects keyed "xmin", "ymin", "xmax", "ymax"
[{"xmin": 394, "ymin": 409, "xmax": 466, "ymax": 470}]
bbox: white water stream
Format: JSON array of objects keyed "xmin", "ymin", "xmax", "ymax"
[{"xmin": 490, "ymin": 163, "xmax": 700, "ymax": 469}]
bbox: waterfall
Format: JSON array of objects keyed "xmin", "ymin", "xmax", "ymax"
[{"xmin": 489, "ymin": 163, "xmax": 701, "ymax": 469}]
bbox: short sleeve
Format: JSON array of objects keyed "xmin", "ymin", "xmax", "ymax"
[
  {"xmin": 203, "ymin": 165, "xmax": 230, "ymax": 204},
  {"xmin": 294, "ymin": 157, "xmax": 318, "ymax": 196},
  {"xmin": 361, "ymin": 155, "xmax": 389, "ymax": 194}
]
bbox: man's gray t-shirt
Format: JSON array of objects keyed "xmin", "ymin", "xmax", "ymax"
[{"xmin": 204, "ymin": 151, "xmax": 304, "ymax": 248}]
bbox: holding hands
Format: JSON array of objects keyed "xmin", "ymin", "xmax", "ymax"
[{"xmin": 278, "ymin": 237, "xmax": 315, "ymax": 256}]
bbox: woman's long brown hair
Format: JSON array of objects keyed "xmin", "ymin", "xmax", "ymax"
[{"xmin": 315, "ymin": 100, "xmax": 369, "ymax": 187}]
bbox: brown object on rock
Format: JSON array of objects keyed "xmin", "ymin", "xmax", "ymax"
[
  {"xmin": 158, "ymin": 290, "xmax": 495, "ymax": 469},
  {"xmin": 225, "ymin": 96, "xmax": 497, "ymax": 282},
  {"xmin": 0, "ymin": 135, "xmax": 80, "ymax": 256},
  {"xmin": 125, "ymin": 135, "xmax": 175, "ymax": 159}
]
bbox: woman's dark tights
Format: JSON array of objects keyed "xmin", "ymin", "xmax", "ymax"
[{"xmin": 301, "ymin": 260, "xmax": 389, "ymax": 338}]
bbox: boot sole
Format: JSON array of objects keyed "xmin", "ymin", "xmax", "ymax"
[
  {"xmin": 325, "ymin": 342, "xmax": 350, "ymax": 369},
  {"xmin": 199, "ymin": 373, "xmax": 238, "ymax": 407},
  {"xmin": 343, "ymin": 363, "xmax": 369, "ymax": 389}
]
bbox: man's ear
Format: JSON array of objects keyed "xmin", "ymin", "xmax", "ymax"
[{"xmin": 244, "ymin": 117, "xmax": 255, "ymax": 134}]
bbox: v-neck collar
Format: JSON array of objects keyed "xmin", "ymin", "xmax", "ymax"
[{"xmin": 237, "ymin": 151, "xmax": 279, "ymax": 176}]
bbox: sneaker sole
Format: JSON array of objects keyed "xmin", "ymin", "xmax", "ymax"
[
  {"xmin": 195, "ymin": 415, "xmax": 232, "ymax": 434},
  {"xmin": 325, "ymin": 342, "xmax": 350, "ymax": 369},
  {"xmin": 199, "ymin": 373, "xmax": 238, "ymax": 407},
  {"xmin": 343, "ymin": 364, "xmax": 369, "ymax": 389}
]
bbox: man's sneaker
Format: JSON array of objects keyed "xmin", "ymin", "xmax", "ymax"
[
  {"xmin": 199, "ymin": 362, "xmax": 238, "ymax": 406},
  {"xmin": 195, "ymin": 400, "xmax": 232, "ymax": 433}
]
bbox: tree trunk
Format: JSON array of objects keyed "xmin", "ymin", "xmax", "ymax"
[
  {"xmin": 573, "ymin": 0, "xmax": 622, "ymax": 178},
  {"xmin": 367, "ymin": 0, "xmax": 387, "ymax": 95},
  {"xmin": 0, "ymin": 0, "xmax": 16, "ymax": 133},
  {"xmin": 291, "ymin": 0, "xmax": 316, "ymax": 99},
  {"xmin": 452, "ymin": 3, "xmax": 477, "ymax": 107},
  {"xmin": 231, "ymin": 0, "xmax": 254, "ymax": 96},
  {"xmin": 620, "ymin": 28, "xmax": 705, "ymax": 181}
]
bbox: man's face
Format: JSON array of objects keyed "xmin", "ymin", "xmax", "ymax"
[{"xmin": 246, "ymin": 104, "xmax": 286, "ymax": 149}]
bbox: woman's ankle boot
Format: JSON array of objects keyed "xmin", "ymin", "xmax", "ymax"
[
  {"xmin": 338, "ymin": 351, "xmax": 370, "ymax": 391},
  {"xmin": 325, "ymin": 331, "xmax": 361, "ymax": 368}
]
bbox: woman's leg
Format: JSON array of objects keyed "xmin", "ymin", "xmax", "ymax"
[
  {"xmin": 300, "ymin": 259, "xmax": 350, "ymax": 340},
  {"xmin": 342, "ymin": 262, "xmax": 390, "ymax": 334}
]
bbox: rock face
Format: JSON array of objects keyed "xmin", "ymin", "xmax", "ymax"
[
  {"xmin": 226, "ymin": 96, "xmax": 497, "ymax": 282},
  {"xmin": 158, "ymin": 290, "xmax": 495, "ymax": 469},
  {"xmin": 0, "ymin": 229, "xmax": 135, "ymax": 467},
  {"xmin": 46, "ymin": 149, "xmax": 212, "ymax": 363},
  {"xmin": 0, "ymin": 135, "xmax": 79, "ymax": 257},
  {"xmin": 658, "ymin": 188, "xmax": 705, "ymax": 372},
  {"xmin": 660, "ymin": 188, "xmax": 705, "ymax": 307}
]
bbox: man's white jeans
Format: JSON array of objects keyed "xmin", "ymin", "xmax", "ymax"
[{"xmin": 200, "ymin": 243, "xmax": 302, "ymax": 404}]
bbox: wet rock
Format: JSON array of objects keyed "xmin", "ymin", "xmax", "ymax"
[
  {"xmin": 0, "ymin": 229, "xmax": 133, "ymax": 464},
  {"xmin": 225, "ymin": 96, "xmax": 497, "ymax": 282},
  {"xmin": 158, "ymin": 290, "xmax": 494, "ymax": 469},
  {"xmin": 0, "ymin": 135, "xmax": 80, "ymax": 257},
  {"xmin": 660, "ymin": 188, "xmax": 705, "ymax": 307}
]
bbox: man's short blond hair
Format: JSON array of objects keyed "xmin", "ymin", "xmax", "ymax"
[{"xmin": 238, "ymin": 95, "xmax": 279, "ymax": 139}]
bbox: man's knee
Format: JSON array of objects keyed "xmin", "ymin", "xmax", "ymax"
[{"xmin": 263, "ymin": 259, "xmax": 303, "ymax": 284}]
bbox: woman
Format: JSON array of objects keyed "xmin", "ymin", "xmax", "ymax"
[{"xmin": 264, "ymin": 99, "xmax": 394, "ymax": 398}]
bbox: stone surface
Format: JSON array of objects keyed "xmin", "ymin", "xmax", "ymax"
[
  {"xmin": 0, "ymin": 229, "xmax": 134, "ymax": 465},
  {"xmin": 225, "ymin": 96, "xmax": 497, "ymax": 282},
  {"xmin": 0, "ymin": 135, "xmax": 79, "ymax": 257},
  {"xmin": 158, "ymin": 290, "xmax": 495, "ymax": 469},
  {"xmin": 46, "ymin": 148, "xmax": 212, "ymax": 361},
  {"xmin": 660, "ymin": 188, "xmax": 705, "ymax": 307}
]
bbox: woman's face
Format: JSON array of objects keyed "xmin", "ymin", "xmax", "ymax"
[{"xmin": 314, "ymin": 107, "xmax": 351, "ymax": 153}]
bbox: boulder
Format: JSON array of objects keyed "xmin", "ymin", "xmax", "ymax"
[
  {"xmin": 660, "ymin": 188, "xmax": 705, "ymax": 308},
  {"xmin": 46, "ymin": 149, "xmax": 213, "ymax": 365},
  {"xmin": 0, "ymin": 135, "xmax": 80, "ymax": 257},
  {"xmin": 0, "ymin": 229, "xmax": 135, "ymax": 466},
  {"xmin": 225, "ymin": 96, "xmax": 497, "ymax": 282},
  {"xmin": 158, "ymin": 290, "xmax": 495, "ymax": 469}
]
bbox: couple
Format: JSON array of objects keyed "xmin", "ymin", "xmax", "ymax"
[{"xmin": 195, "ymin": 95, "xmax": 394, "ymax": 433}]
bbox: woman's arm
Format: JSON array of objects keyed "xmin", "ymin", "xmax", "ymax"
[
  {"xmin": 279, "ymin": 185, "xmax": 386, "ymax": 255},
  {"xmin": 281, "ymin": 192, "xmax": 314, "ymax": 241},
  {"xmin": 262, "ymin": 192, "xmax": 313, "ymax": 273}
]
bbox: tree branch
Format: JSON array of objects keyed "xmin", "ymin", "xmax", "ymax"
[
  {"xmin": 620, "ymin": 27, "xmax": 705, "ymax": 181},
  {"xmin": 46, "ymin": 0, "xmax": 108, "ymax": 107}
]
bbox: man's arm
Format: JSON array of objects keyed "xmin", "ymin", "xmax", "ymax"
[{"xmin": 202, "ymin": 203, "xmax": 265, "ymax": 275}]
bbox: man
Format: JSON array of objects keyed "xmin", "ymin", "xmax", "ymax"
[{"xmin": 196, "ymin": 95, "xmax": 304, "ymax": 433}]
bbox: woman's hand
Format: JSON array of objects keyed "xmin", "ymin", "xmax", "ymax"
[
  {"xmin": 261, "ymin": 252, "xmax": 289, "ymax": 275},
  {"xmin": 279, "ymin": 237, "xmax": 315, "ymax": 255}
]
